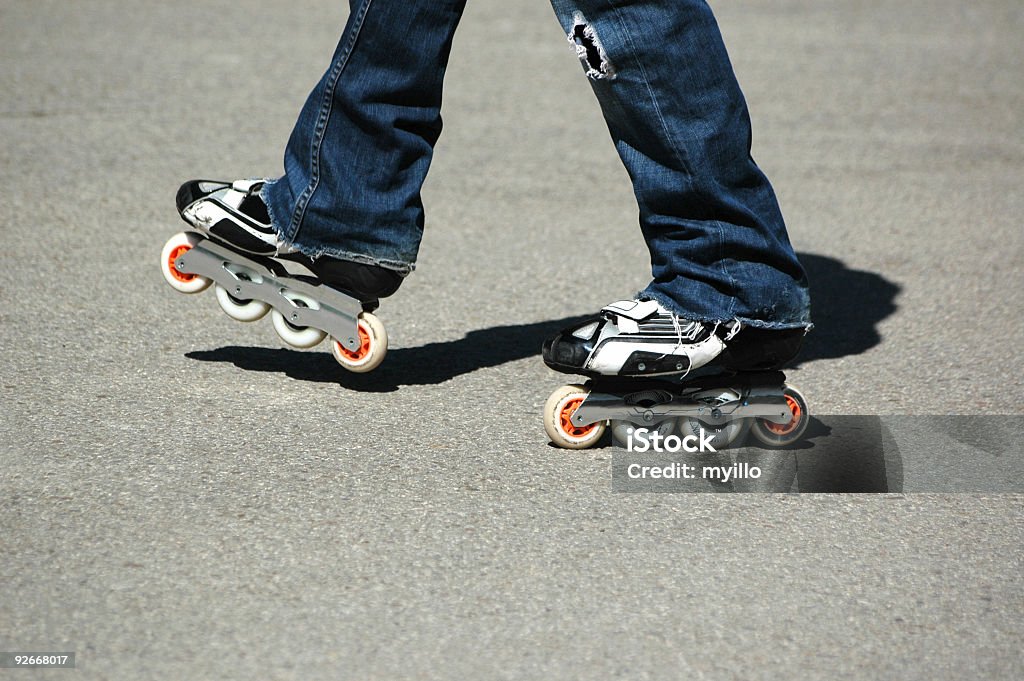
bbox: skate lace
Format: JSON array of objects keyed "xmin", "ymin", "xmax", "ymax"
[
  {"xmin": 650, "ymin": 312, "xmax": 700, "ymax": 380},
  {"xmin": 669, "ymin": 313, "xmax": 702, "ymax": 344},
  {"xmin": 655, "ymin": 313, "xmax": 742, "ymax": 378}
]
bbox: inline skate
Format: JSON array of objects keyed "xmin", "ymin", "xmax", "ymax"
[
  {"xmin": 159, "ymin": 179, "xmax": 403, "ymax": 372},
  {"xmin": 541, "ymin": 300, "xmax": 810, "ymax": 449}
]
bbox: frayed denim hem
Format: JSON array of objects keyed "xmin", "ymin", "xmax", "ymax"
[
  {"xmin": 288, "ymin": 242, "xmax": 414, "ymax": 276},
  {"xmin": 637, "ymin": 289, "xmax": 813, "ymax": 332},
  {"xmin": 261, "ymin": 179, "xmax": 415, "ymax": 276}
]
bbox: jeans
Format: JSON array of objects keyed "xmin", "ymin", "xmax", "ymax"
[{"xmin": 262, "ymin": 0, "xmax": 811, "ymax": 329}]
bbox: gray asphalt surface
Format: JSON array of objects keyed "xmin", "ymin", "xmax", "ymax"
[{"xmin": 2, "ymin": 0, "xmax": 1022, "ymax": 679}]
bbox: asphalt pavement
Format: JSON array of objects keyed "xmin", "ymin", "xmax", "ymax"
[{"xmin": 1, "ymin": 1, "xmax": 1022, "ymax": 679}]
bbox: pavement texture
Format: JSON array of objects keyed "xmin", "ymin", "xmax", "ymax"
[{"xmin": 1, "ymin": 0, "xmax": 1022, "ymax": 679}]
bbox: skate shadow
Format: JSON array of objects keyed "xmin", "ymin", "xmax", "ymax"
[
  {"xmin": 185, "ymin": 315, "xmax": 591, "ymax": 393},
  {"xmin": 733, "ymin": 415, "xmax": 902, "ymax": 493},
  {"xmin": 186, "ymin": 252, "xmax": 898, "ymax": 388},
  {"xmin": 791, "ymin": 252, "xmax": 901, "ymax": 366}
]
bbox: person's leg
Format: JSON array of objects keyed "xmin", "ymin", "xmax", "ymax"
[
  {"xmin": 262, "ymin": 0, "xmax": 469, "ymax": 276},
  {"xmin": 547, "ymin": 0, "xmax": 810, "ymax": 331}
]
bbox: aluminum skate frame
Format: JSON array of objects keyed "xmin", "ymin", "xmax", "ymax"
[
  {"xmin": 175, "ymin": 238, "xmax": 364, "ymax": 352},
  {"xmin": 571, "ymin": 380, "xmax": 794, "ymax": 428}
]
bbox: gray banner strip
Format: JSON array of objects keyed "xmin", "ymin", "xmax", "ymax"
[
  {"xmin": 611, "ymin": 416, "xmax": 1024, "ymax": 493},
  {"xmin": 0, "ymin": 653, "xmax": 76, "ymax": 668}
]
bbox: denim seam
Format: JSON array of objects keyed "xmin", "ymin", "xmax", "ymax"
[
  {"xmin": 603, "ymin": 2, "xmax": 684, "ymax": 175},
  {"xmin": 285, "ymin": 0, "xmax": 374, "ymax": 245},
  {"xmin": 259, "ymin": 179, "xmax": 288, "ymax": 243},
  {"xmin": 603, "ymin": 0, "xmax": 737, "ymax": 315}
]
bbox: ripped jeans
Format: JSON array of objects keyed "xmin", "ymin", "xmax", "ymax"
[{"xmin": 262, "ymin": 0, "xmax": 811, "ymax": 329}]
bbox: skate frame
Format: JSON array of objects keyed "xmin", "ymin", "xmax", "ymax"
[
  {"xmin": 175, "ymin": 239, "xmax": 364, "ymax": 352},
  {"xmin": 571, "ymin": 373, "xmax": 795, "ymax": 429}
]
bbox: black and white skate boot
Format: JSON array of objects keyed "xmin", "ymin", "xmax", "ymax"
[
  {"xmin": 543, "ymin": 300, "xmax": 739, "ymax": 378},
  {"xmin": 176, "ymin": 179, "xmax": 403, "ymax": 302},
  {"xmin": 543, "ymin": 299, "xmax": 807, "ymax": 379}
]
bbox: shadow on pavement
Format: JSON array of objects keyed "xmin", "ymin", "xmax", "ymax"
[
  {"xmin": 186, "ymin": 251, "xmax": 899, "ymax": 389},
  {"xmin": 186, "ymin": 315, "xmax": 591, "ymax": 393},
  {"xmin": 793, "ymin": 252, "xmax": 901, "ymax": 366}
]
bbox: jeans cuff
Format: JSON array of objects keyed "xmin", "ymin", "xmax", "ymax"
[{"xmin": 637, "ymin": 288, "xmax": 813, "ymax": 331}]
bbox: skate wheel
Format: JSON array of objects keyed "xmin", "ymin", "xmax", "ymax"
[
  {"xmin": 544, "ymin": 384, "xmax": 606, "ymax": 450},
  {"xmin": 611, "ymin": 419, "xmax": 676, "ymax": 449},
  {"xmin": 214, "ymin": 285, "xmax": 270, "ymax": 322},
  {"xmin": 330, "ymin": 312, "xmax": 388, "ymax": 373},
  {"xmin": 270, "ymin": 292, "xmax": 327, "ymax": 349},
  {"xmin": 160, "ymin": 232, "xmax": 211, "ymax": 294},
  {"xmin": 678, "ymin": 416, "xmax": 751, "ymax": 450},
  {"xmin": 750, "ymin": 384, "xmax": 810, "ymax": 447},
  {"xmin": 677, "ymin": 387, "xmax": 750, "ymax": 450}
]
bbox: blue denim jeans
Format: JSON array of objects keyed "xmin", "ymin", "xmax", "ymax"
[{"xmin": 263, "ymin": 0, "xmax": 811, "ymax": 329}]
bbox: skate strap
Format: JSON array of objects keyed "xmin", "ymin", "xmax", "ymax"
[
  {"xmin": 601, "ymin": 299, "xmax": 660, "ymax": 322},
  {"xmin": 231, "ymin": 178, "xmax": 266, "ymax": 194}
]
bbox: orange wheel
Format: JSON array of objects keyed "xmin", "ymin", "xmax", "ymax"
[
  {"xmin": 762, "ymin": 394, "xmax": 803, "ymax": 436},
  {"xmin": 160, "ymin": 232, "xmax": 211, "ymax": 294},
  {"xmin": 167, "ymin": 244, "xmax": 196, "ymax": 283},
  {"xmin": 337, "ymin": 321, "xmax": 372, "ymax": 362},
  {"xmin": 544, "ymin": 384, "xmax": 606, "ymax": 449},
  {"xmin": 750, "ymin": 384, "xmax": 809, "ymax": 447},
  {"xmin": 560, "ymin": 396, "xmax": 598, "ymax": 438},
  {"xmin": 331, "ymin": 312, "xmax": 388, "ymax": 373}
]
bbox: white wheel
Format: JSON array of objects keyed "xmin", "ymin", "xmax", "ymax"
[
  {"xmin": 214, "ymin": 285, "xmax": 270, "ymax": 322},
  {"xmin": 750, "ymin": 384, "xmax": 810, "ymax": 447},
  {"xmin": 678, "ymin": 415, "xmax": 751, "ymax": 450},
  {"xmin": 544, "ymin": 384, "xmax": 606, "ymax": 450},
  {"xmin": 270, "ymin": 290, "xmax": 327, "ymax": 348},
  {"xmin": 678, "ymin": 387, "xmax": 751, "ymax": 449},
  {"xmin": 160, "ymin": 232, "xmax": 211, "ymax": 294},
  {"xmin": 611, "ymin": 418, "xmax": 677, "ymax": 449},
  {"xmin": 330, "ymin": 312, "xmax": 388, "ymax": 373},
  {"xmin": 271, "ymin": 309, "xmax": 327, "ymax": 348}
]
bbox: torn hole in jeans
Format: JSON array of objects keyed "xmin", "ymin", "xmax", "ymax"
[{"xmin": 568, "ymin": 13, "xmax": 616, "ymax": 80}]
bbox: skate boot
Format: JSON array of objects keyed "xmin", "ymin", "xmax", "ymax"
[
  {"xmin": 160, "ymin": 179, "xmax": 403, "ymax": 373},
  {"xmin": 541, "ymin": 300, "xmax": 810, "ymax": 450}
]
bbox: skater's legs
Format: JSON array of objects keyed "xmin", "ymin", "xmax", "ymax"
[
  {"xmin": 263, "ymin": 0, "xmax": 469, "ymax": 275},
  {"xmin": 548, "ymin": 0, "xmax": 810, "ymax": 329}
]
